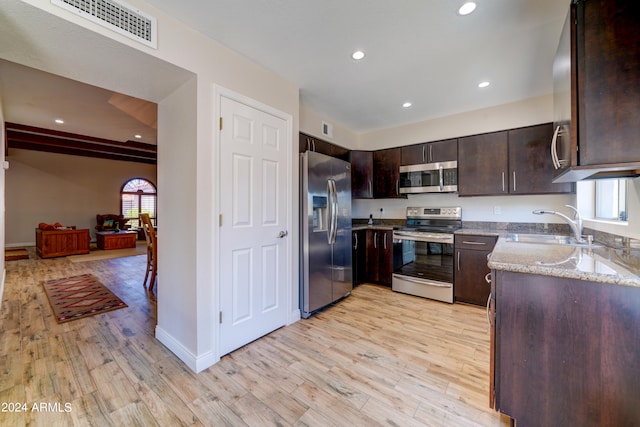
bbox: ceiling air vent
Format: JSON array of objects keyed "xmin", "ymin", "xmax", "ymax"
[{"xmin": 51, "ymin": 0, "xmax": 157, "ymax": 49}]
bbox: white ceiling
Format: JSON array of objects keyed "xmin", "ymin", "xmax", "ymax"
[
  {"xmin": 145, "ymin": 0, "xmax": 570, "ymax": 132},
  {"xmin": 0, "ymin": 0, "xmax": 570, "ymax": 142}
]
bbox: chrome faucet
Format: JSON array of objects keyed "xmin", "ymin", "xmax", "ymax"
[{"xmin": 532, "ymin": 205, "xmax": 586, "ymax": 243}]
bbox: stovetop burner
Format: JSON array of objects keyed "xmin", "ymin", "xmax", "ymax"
[{"xmin": 403, "ymin": 206, "xmax": 462, "ymax": 233}]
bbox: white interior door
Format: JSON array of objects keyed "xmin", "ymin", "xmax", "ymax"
[{"xmin": 219, "ymin": 95, "xmax": 289, "ymax": 356}]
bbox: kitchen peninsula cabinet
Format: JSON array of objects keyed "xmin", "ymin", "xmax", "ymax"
[
  {"xmin": 454, "ymin": 234, "xmax": 496, "ymax": 306},
  {"xmin": 350, "ymin": 151, "xmax": 373, "ymax": 198},
  {"xmin": 299, "ymin": 132, "xmax": 349, "ymax": 161},
  {"xmin": 365, "ymin": 229, "xmax": 393, "ymax": 285},
  {"xmin": 491, "ymin": 270, "xmax": 640, "ymax": 426},
  {"xmin": 552, "ymin": 0, "xmax": 640, "ymax": 182},
  {"xmin": 373, "ymin": 148, "xmax": 404, "ymax": 199},
  {"xmin": 401, "ymin": 138, "xmax": 457, "ymax": 165}
]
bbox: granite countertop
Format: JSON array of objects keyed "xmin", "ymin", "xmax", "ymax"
[{"xmin": 488, "ymin": 238, "xmax": 640, "ymax": 287}]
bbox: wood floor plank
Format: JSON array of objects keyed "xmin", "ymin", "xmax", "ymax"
[{"xmin": 3, "ymin": 254, "xmax": 511, "ymax": 426}]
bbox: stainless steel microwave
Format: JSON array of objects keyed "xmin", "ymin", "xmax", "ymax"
[{"xmin": 399, "ymin": 161, "xmax": 458, "ymax": 194}]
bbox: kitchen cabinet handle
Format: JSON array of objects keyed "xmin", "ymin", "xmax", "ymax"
[
  {"xmin": 354, "ymin": 232, "xmax": 358, "ymax": 250},
  {"xmin": 368, "ymin": 179, "xmax": 372, "ymax": 197},
  {"xmin": 374, "ymin": 232, "xmax": 377, "ymax": 249},
  {"xmin": 551, "ymin": 125, "xmax": 561, "ymax": 169},
  {"xmin": 513, "ymin": 171, "xmax": 516, "ymax": 192},
  {"xmin": 422, "ymin": 146, "xmax": 426, "ymax": 163},
  {"xmin": 501, "ymin": 172, "xmax": 505, "ymax": 192},
  {"xmin": 462, "ymin": 241, "xmax": 487, "ymax": 246},
  {"xmin": 486, "ymin": 292, "xmax": 492, "ymax": 328},
  {"xmin": 457, "ymin": 251, "xmax": 461, "ymax": 271},
  {"xmin": 429, "ymin": 145, "xmax": 433, "ymax": 163},
  {"xmin": 396, "ymin": 179, "xmax": 400, "ymax": 196},
  {"xmin": 383, "ymin": 232, "xmax": 387, "ymax": 249}
]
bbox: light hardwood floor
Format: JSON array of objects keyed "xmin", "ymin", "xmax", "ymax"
[{"xmin": 1, "ymin": 252, "xmax": 511, "ymax": 426}]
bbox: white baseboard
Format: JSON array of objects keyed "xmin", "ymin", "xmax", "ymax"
[
  {"xmin": 155, "ymin": 325, "xmax": 219, "ymax": 374},
  {"xmin": 5, "ymin": 242, "xmax": 35, "ymax": 248},
  {"xmin": 289, "ymin": 308, "xmax": 301, "ymax": 324},
  {"xmin": 0, "ymin": 269, "xmax": 5, "ymax": 311}
]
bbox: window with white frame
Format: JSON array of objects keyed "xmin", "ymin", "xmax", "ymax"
[
  {"xmin": 121, "ymin": 178, "xmax": 157, "ymax": 228},
  {"xmin": 594, "ymin": 178, "xmax": 627, "ymax": 221}
]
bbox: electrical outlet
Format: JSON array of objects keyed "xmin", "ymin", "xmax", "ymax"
[{"xmin": 493, "ymin": 206, "xmax": 502, "ymax": 215}]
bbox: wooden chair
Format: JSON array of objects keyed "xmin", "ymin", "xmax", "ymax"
[{"xmin": 139, "ymin": 213, "xmax": 157, "ymax": 294}]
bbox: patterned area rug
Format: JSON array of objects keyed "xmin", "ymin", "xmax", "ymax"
[
  {"xmin": 42, "ymin": 274, "xmax": 128, "ymax": 323},
  {"xmin": 5, "ymin": 248, "xmax": 29, "ymax": 261}
]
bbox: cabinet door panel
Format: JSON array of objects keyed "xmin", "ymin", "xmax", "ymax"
[
  {"xmin": 373, "ymin": 148, "xmax": 403, "ymax": 199},
  {"xmin": 508, "ymin": 124, "xmax": 574, "ymax": 194},
  {"xmin": 351, "ymin": 151, "xmax": 373, "ymax": 198},
  {"xmin": 458, "ymin": 131, "xmax": 508, "ymax": 196},
  {"xmin": 401, "ymin": 144, "xmax": 426, "ymax": 165},
  {"xmin": 430, "ymin": 138, "xmax": 457, "ymax": 163},
  {"xmin": 578, "ymin": 0, "xmax": 640, "ymax": 165}
]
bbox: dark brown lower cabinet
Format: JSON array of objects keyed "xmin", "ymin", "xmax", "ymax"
[
  {"xmin": 365, "ymin": 229, "xmax": 393, "ymax": 286},
  {"xmin": 492, "ymin": 270, "xmax": 640, "ymax": 427},
  {"xmin": 352, "ymin": 230, "xmax": 367, "ymax": 286},
  {"xmin": 454, "ymin": 234, "xmax": 497, "ymax": 305}
]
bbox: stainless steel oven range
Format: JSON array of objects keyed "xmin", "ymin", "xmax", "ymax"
[{"xmin": 392, "ymin": 207, "xmax": 461, "ymax": 303}]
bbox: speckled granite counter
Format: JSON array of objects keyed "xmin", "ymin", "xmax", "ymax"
[{"xmin": 488, "ymin": 239, "xmax": 640, "ymax": 287}]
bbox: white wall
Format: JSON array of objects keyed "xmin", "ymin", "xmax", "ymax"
[
  {"xmin": 358, "ymin": 94, "xmax": 554, "ymax": 150},
  {"xmin": 0, "ymin": 94, "xmax": 6, "ymax": 309},
  {"xmin": 300, "ymin": 105, "xmax": 359, "ymax": 149},
  {"xmin": 5, "ymin": 149, "xmax": 157, "ymax": 245},
  {"xmin": 1, "ymin": 0, "xmax": 299, "ymax": 372}
]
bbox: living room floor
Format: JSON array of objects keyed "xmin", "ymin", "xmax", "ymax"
[{"xmin": 1, "ymin": 254, "xmax": 511, "ymax": 426}]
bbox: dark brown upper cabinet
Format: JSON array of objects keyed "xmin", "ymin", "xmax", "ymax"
[
  {"xmin": 459, "ymin": 124, "xmax": 574, "ymax": 196},
  {"xmin": 508, "ymin": 124, "xmax": 574, "ymax": 195},
  {"xmin": 373, "ymin": 148, "xmax": 405, "ymax": 199},
  {"xmin": 350, "ymin": 150, "xmax": 373, "ymax": 199},
  {"xmin": 299, "ymin": 132, "xmax": 349, "ymax": 162},
  {"xmin": 400, "ymin": 138, "xmax": 457, "ymax": 166},
  {"xmin": 458, "ymin": 131, "xmax": 509, "ymax": 196},
  {"xmin": 552, "ymin": 1, "xmax": 640, "ymax": 182}
]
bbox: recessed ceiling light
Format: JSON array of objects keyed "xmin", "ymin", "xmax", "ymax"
[
  {"xmin": 478, "ymin": 81, "xmax": 491, "ymax": 88},
  {"xmin": 402, "ymin": 102, "xmax": 412, "ymax": 108},
  {"xmin": 54, "ymin": 118, "xmax": 64, "ymax": 124},
  {"xmin": 351, "ymin": 50, "xmax": 365, "ymax": 60},
  {"xmin": 458, "ymin": 2, "xmax": 477, "ymax": 16},
  {"xmin": 134, "ymin": 134, "xmax": 142, "ymax": 139}
]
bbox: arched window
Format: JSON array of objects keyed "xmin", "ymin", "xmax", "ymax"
[{"xmin": 121, "ymin": 178, "xmax": 157, "ymax": 228}]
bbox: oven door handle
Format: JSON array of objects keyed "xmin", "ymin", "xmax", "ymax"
[
  {"xmin": 392, "ymin": 274, "xmax": 452, "ymax": 288},
  {"xmin": 393, "ymin": 231, "xmax": 453, "ymax": 244}
]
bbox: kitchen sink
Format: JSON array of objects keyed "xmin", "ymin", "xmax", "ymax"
[{"xmin": 505, "ymin": 233, "xmax": 601, "ymax": 247}]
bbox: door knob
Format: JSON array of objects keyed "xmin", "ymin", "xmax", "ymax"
[{"xmin": 277, "ymin": 230, "xmax": 288, "ymax": 238}]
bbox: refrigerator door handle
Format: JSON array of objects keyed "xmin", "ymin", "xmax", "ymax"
[{"xmin": 327, "ymin": 179, "xmax": 338, "ymax": 244}]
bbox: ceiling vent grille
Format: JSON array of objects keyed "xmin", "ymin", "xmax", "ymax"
[{"xmin": 51, "ymin": 0, "xmax": 157, "ymax": 48}]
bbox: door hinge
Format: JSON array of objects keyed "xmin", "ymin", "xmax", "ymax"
[
  {"xmin": 219, "ymin": 117, "xmax": 223, "ymax": 130},
  {"xmin": 219, "ymin": 311, "xmax": 222, "ymax": 324},
  {"xmin": 219, "ymin": 214, "xmax": 222, "ymax": 227}
]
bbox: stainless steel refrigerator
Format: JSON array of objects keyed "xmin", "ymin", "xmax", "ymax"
[{"xmin": 300, "ymin": 150, "xmax": 352, "ymax": 318}]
